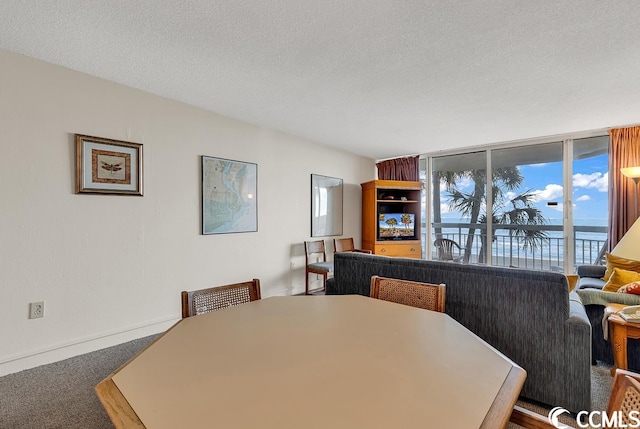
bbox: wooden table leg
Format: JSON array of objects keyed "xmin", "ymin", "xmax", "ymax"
[{"xmin": 609, "ymin": 322, "xmax": 628, "ymax": 376}]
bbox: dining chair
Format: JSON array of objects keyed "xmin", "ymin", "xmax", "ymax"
[
  {"xmin": 434, "ymin": 238, "xmax": 463, "ymax": 262},
  {"xmin": 181, "ymin": 279, "xmax": 261, "ymax": 318},
  {"xmin": 369, "ymin": 275, "xmax": 445, "ymax": 312},
  {"xmin": 333, "ymin": 237, "xmax": 372, "ymax": 254},
  {"xmin": 509, "ymin": 368, "xmax": 640, "ymax": 428},
  {"xmin": 304, "ymin": 240, "xmax": 333, "ymax": 295}
]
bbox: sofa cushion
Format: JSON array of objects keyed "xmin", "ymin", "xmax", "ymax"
[
  {"xmin": 603, "ymin": 267, "xmax": 640, "ymax": 292},
  {"xmin": 618, "ymin": 281, "xmax": 640, "ymax": 295},
  {"xmin": 603, "ymin": 253, "xmax": 640, "ymax": 281},
  {"xmin": 577, "ymin": 276, "xmax": 605, "ymax": 290}
]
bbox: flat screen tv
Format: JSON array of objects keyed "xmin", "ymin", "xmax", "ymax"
[{"xmin": 378, "ymin": 213, "xmax": 416, "ymax": 240}]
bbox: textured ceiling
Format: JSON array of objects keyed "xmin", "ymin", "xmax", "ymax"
[{"xmin": 2, "ymin": 1, "xmax": 640, "ymax": 160}]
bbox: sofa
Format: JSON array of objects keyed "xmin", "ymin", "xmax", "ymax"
[
  {"xmin": 575, "ymin": 264, "xmax": 640, "ymax": 370},
  {"xmin": 325, "ymin": 251, "xmax": 591, "ymax": 413}
]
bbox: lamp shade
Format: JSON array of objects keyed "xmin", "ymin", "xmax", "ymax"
[
  {"xmin": 621, "ymin": 166, "xmax": 640, "ymax": 179},
  {"xmin": 612, "ymin": 218, "xmax": 640, "ymax": 261}
]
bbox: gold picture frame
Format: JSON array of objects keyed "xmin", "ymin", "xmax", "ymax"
[{"xmin": 75, "ymin": 134, "xmax": 143, "ymax": 195}]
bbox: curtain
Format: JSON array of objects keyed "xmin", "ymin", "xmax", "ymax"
[
  {"xmin": 376, "ymin": 156, "xmax": 420, "ymax": 181},
  {"xmin": 609, "ymin": 126, "xmax": 640, "ymax": 249}
]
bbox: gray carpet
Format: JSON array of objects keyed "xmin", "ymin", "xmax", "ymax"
[
  {"xmin": 508, "ymin": 362, "xmax": 613, "ymax": 428},
  {"xmin": 0, "ymin": 335, "xmax": 158, "ymax": 429},
  {"xmin": 0, "ymin": 335, "xmax": 613, "ymax": 429}
]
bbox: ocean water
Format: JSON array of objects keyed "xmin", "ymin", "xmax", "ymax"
[{"xmin": 432, "ymin": 217, "xmax": 608, "ymax": 267}]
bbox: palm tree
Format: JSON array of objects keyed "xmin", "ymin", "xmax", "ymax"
[
  {"xmin": 445, "ymin": 167, "xmax": 548, "ymax": 263},
  {"xmin": 385, "ymin": 217, "xmax": 398, "ymax": 232},
  {"xmin": 432, "ymin": 170, "xmax": 464, "ymax": 240},
  {"xmin": 400, "ymin": 213, "xmax": 413, "ymax": 231}
]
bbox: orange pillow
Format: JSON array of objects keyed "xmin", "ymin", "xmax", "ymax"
[
  {"xmin": 602, "ymin": 253, "xmax": 640, "ymax": 281},
  {"xmin": 618, "ymin": 282, "xmax": 640, "ymax": 295},
  {"xmin": 603, "ymin": 268, "xmax": 640, "ymax": 292}
]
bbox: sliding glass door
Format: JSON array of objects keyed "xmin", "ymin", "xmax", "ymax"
[
  {"xmin": 572, "ymin": 136, "xmax": 609, "ymax": 267},
  {"xmin": 490, "ymin": 142, "xmax": 563, "ymax": 270},
  {"xmin": 425, "ymin": 136, "xmax": 609, "ymax": 272},
  {"xmin": 431, "ymin": 151, "xmax": 487, "ymax": 264}
]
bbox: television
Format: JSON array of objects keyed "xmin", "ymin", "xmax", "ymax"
[{"xmin": 378, "ymin": 213, "xmax": 416, "ymax": 240}]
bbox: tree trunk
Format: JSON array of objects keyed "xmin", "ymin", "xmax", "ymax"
[{"xmin": 463, "ymin": 179, "xmax": 484, "ymax": 263}]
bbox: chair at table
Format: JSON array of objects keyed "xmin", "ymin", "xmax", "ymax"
[
  {"xmin": 305, "ymin": 240, "xmax": 333, "ymax": 295},
  {"xmin": 434, "ymin": 238, "xmax": 463, "ymax": 262},
  {"xmin": 333, "ymin": 237, "xmax": 372, "ymax": 254},
  {"xmin": 370, "ymin": 275, "xmax": 446, "ymax": 312},
  {"xmin": 509, "ymin": 368, "xmax": 640, "ymax": 428},
  {"xmin": 181, "ymin": 279, "xmax": 261, "ymax": 318}
]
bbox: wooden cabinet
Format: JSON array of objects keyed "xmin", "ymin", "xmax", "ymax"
[{"xmin": 361, "ymin": 180, "xmax": 422, "ymax": 259}]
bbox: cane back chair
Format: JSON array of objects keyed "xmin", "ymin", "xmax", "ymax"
[
  {"xmin": 370, "ymin": 275, "xmax": 446, "ymax": 313},
  {"xmin": 304, "ymin": 240, "xmax": 333, "ymax": 295},
  {"xmin": 510, "ymin": 368, "xmax": 640, "ymax": 428},
  {"xmin": 181, "ymin": 279, "xmax": 261, "ymax": 318}
]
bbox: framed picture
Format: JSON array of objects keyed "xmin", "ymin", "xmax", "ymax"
[
  {"xmin": 75, "ymin": 134, "xmax": 143, "ymax": 196},
  {"xmin": 311, "ymin": 174, "xmax": 343, "ymax": 237},
  {"xmin": 202, "ymin": 156, "xmax": 257, "ymax": 234}
]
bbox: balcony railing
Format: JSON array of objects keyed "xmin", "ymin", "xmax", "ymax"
[{"xmin": 428, "ymin": 222, "xmax": 607, "ymax": 273}]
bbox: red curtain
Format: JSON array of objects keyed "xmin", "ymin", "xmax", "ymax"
[
  {"xmin": 376, "ymin": 156, "xmax": 420, "ymax": 181},
  {"xmin": 609, "ymin": 126, "xmax": 640, "ymax": 249}
]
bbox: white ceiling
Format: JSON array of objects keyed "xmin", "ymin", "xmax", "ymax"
[{"xmin": 2, "ymin": 1, "xmax": 640, "ymax": 160}]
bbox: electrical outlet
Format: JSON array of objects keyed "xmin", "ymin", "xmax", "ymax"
[
  {"xmin": 290, "ymin": 262, "xmax": 295, "ymax": 271},
  {"xmin": 29, "ymin": 301, "xmax": 45, "ymax": 319}
]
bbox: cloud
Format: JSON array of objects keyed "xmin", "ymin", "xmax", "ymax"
[
  {"xmin": 576, "ymin": 195, "xmax": 591, "ymax": 202},
  {"xmin": 532, "ymin": 184, "xmax": 563, "ymax": 202},
  {"xmin": 573, "ymin": 172, "xmax": 608, "ymax": 192}
]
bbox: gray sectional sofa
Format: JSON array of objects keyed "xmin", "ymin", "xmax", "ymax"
[
  {"xmin": 575, "ymin": 264, "xmax": 640, "ymax": 370},
  {"xmin": 325, "ymin": 251, "xmax": 591, "ymax": 413}
]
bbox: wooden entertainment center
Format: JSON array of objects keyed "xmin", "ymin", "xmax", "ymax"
[{"xmin": 361, "ymin": 179, "xmax": 422, "ymax": 258}]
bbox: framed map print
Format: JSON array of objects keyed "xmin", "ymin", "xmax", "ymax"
[
  {"xmin": 202, "ymin": 156, "xmax": 258, "ymax": 234},
  {"xmin": 75, "ymin": 134, "xmax": 143, "ymax": 195}
]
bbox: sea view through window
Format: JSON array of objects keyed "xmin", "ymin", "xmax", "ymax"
[{"xmin": 422, "ymin": 135, "xmax": 609, "ymax": 273}]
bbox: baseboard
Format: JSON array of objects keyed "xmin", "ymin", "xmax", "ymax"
[
  {"xmin": 0, "ymin": 288, "xmax": 316, "ymax": 377},
  {"xmin": 0, "ymin": 315, "xmax": 179, "ymax": 377}
]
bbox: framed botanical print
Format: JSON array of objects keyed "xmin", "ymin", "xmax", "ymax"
[{"xmin": 75, "ymin": 134, "xmax": 143, "ymax": 195}]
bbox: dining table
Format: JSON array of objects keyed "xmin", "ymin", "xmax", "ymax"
[{"xmin": 96, "ymin": 294, "xmax": 526, "ymax": 428}]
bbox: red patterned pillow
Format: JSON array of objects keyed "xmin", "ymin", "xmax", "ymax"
[{"xmin": 617, "ymin": 281, "xmax": 640, "ymax": 295}]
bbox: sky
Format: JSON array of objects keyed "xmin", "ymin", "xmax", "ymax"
[{"xmin": 437, "ymin": 153, "xmax": 609, "ymax": 227}]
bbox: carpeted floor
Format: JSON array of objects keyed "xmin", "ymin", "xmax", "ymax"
[
  {"xmin": 0, "ymin": 335, "xmax": 159, "ymax": 429},
  {"xmin": 507, "ymin": 362, "xmax": 613, "ymax": 428},
  {"xmin": 0, "ymin": 335, "xmax": 613, "ymax": 429}
]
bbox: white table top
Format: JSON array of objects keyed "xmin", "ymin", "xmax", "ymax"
[{"xmin": 101, "ymin": 295, "xmax": 525, "ymax": 429}]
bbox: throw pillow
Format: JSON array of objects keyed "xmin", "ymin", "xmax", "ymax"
[
  {"xmin": 603, "ymin": 268, "xmax": 640, "ymax": 292},
  {"xmin": 602, "ymin": 253, "xmax": 640, "ymax": 281},
  {"xmin": 618, "ymin": 282, "xmax": 640, "ymax": 295}
]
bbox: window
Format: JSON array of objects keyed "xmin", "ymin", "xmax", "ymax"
[{"xmin": 423, "ymin": 135, "xmax": 609, "ymax": 272}]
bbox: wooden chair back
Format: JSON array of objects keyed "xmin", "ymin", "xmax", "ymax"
[
  {"xmin": 607, "ymin": 368, "xmax": 640, "ymax": 425},
  {"xmin": 333, "ymin": 238, "xmax": 372, "ymax": 254},
  {"xmin": 509, "ymin": 368, "xmax": 640, "ymax": 428},
  {"xmin": 434, "ymin": 238, "xmax": 462, "ymax": 262},
  {"xmin": 305, "ymin": 240, "xmax": 327, "ymax": 264},
  {"xmin": 181, "ymin": 279, "xmax": 261, "ymax": 318},
  {"xmin": 370, "ymin": 276, "xmax": 445, "ymax": 312},
  {"xmin": 334, "ymin": 237, "xmax": 356, "ymax": 253}
]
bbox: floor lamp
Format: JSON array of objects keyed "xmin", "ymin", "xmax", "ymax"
[
  {"xmin": 621, "ymin": 166, "xmax": 640, "ymax": 220},
  {"xmin": 611, "ymin": 217, "xmax": 640, "ymax": 261}
]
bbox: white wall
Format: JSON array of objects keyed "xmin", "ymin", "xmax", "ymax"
[{"xmin": 0, "ymin": 49, "xmax": 374, "ymax": 376}]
